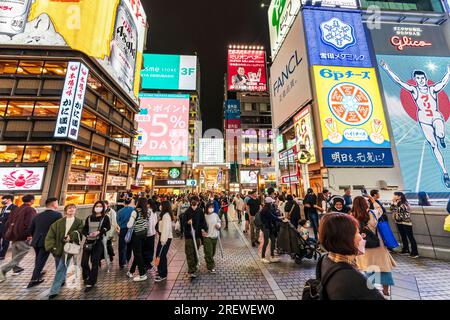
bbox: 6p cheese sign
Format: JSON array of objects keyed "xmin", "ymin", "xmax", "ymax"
[{"xmin": 313, "ymin": 66, "xmax": 391, "ymax": 149}]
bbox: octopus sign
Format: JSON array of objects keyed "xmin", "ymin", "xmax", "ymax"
[{"xmin": 0, "ymin": 167, "xmax": 45, "ymax": 191}]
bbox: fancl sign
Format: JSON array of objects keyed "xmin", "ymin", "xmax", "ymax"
[{"xmin": 268, "ymin": 0, "xmax": 301, "ymax": 59}]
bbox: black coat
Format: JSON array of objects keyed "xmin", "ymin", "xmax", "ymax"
[
  {"xmin": 260, "ymin": 205, "xmax": 281, "ymax": 234},
  {"xmin": 285, "ymin": 201, "xmax": 301, "ymax": 228},
  {"xmin": 0, "ymin": 204, "xmax": 18, "ymax": 234},
  {"xmin": 27, "ymin": 209, "xmax": 62, "ymax": 248},
  {"xmin": 181, "ymin": 207, "xmax": 208, "ymax": 240}
]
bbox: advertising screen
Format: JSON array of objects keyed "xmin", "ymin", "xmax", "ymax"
[
  {"xmin": 270, "ymin": 13, "xmax": 312, "ymax": 129},
  {"xmin": 0, "ymin": 167, "xmax": 45, "ymax": 191},
  {"xmin": 135, "ymin": 93, "xmax": 190, "ymax": 162},
  {"xmin": 225, "ymin": 99, "xmax": 241, "ymax": 129},
  {"xmin": 227, "ymin": 49, "xmax": 267, "ymax": 92},
  {"xmin": 314, "ymin": 66, "xmax": 391, "ymax": 149},
  {"xmin": 294, "ymin": 107, "xmax": 317, "ymax": 164},
  {"xmin": 240, "ymin": 170, "xmax": 259, "ymax": 185},
  {"xmin": 199, "ymin": 139, "xmax": 224, "ymax": 164},
  {"xmin": 141, "ymin": 54, "xmax": 197, "ymax": 91},
  {"xmin": 303, "ymin": 8, "xmax": 372, "ymax": 68},
  {"xmin": 377, "ymin": 55, "xmax": 450, "ymax": 192},
  {"xmin": 301, "ymin": 0, "xmax": 358, "ymax": 7},
  {"xmin": 0, "ymin": 0, "xmax": 147, "ymax": 101}
]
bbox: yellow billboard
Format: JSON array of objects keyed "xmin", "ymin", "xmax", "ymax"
[
  {"xmin": 0, "ymin": 0, "xmax": 147, "ymax": 101},
  {"xmin": 313, "ymin": 66, "xmax": 390, "ymax": 149}
]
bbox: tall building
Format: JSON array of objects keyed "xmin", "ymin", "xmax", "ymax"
[{"xmin": 0, "ymin": 1, "xmax": 148, "ymax": 206}]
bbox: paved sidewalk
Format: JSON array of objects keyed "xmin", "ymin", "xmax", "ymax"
[{"xmin": 1, "ymin": 207, "xmax": 450, "ymax": 300}]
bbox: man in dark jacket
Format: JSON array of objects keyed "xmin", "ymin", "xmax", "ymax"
[
  {"xmin": 182, "ymin": 196, "xmax": 208, "ymax": 278},
  {"xmin": 0, "ymin": 195, "xmax": 18, "ymax": 260},
  {"xmin": 0, "ymin": 194, "xmax": 37, "ymax": 283},
  {"xmin": 27, "ymin": 197, "xmax": 62, "ymax": 288}
]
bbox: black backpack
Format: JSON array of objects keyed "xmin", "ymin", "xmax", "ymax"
[{"xmin": 302, "ymin": 254, "xmax": 352, "ymax": 300}]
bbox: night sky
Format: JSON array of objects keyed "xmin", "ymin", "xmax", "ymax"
[{"xmin": 142, "ymin": 0, "xmax": 271, "ymax": 132}]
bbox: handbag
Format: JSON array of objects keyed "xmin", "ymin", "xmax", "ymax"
[
  {"xmin": 372, "ymin": 211, "xmax": 399, "ymax": 249},
  {"xmin": 360, "ymin": 221, "xmax": 380, "ymax": 249},
  {"xmin": 64, "ymin": 231, "xmax": 81, "ymax": 255},
  {"xmin": 84, "ymin": 216, "xmax": 105, "ymax": 251},
  {"xmin": 125, "ymin": 212, "xmax": 137, "ymax": 243},
  {"xmin": 444, "ymin": 215, "xmax": 450, "ymax": 232}
]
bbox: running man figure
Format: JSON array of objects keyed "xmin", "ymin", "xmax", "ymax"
[{"xmin": 380, "ymin": 60, "xmax": 450, "ymax": 188}]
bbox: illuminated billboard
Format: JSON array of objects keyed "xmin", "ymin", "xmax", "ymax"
[
  {"xmin": 141, "ymin": 54, "xmax": 197, "ymax": 91},
  {"xmin": 227, "ymin": 49, "xmax": 267, "ymax": 92},
  {"xmin": 0, "ymin": 167, "xmax": 46, "ymax": 191},
  {"xmin": 294, "ymin": 107, "xmax": 317, "ymax": 164},
  {"xmin": 199, "ymin": 139, "xmax": 224, "ymax": 164},
  {"xmin": 135, "ymin": 93, "xmax": 190, "ymax": 162},
  {"xmin": 0, "ymin": 0, "xmax": 147, "ymax": 101},
  {"xmin": 240, "ymin": 170, "xmax": 259, "ymax": 185}
]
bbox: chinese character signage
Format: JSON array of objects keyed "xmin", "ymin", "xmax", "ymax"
[
  {"xmin": 141, "ymin": 54, "xmax": 197, "ymax": 91},
  {"xmin": 270, "ymin": 13, "xmax": 312, "ymax": 129},
  {"xmin": 314, "ymin": 66, "xmax": 391, "ymax": 150},
  {"xmin": 135, "ymin": 93, "xmax": 190, "ymax": 162},
  {"xmin": 368, "ymin": 24, "xmax": 450, "ymax": 57},
  {"xmin": 227, "ymin": 49, "xmax": 267, "ymax": 92},
  {"xmin": 301, "ymin": 0, "xmax": 358, "ymax": 7},
  {"xmin": 0, "ymin": 0, "xmax": 147, "ymax": 101},
  {"xmin": 377, "ymin": 55, "xmax": 450, "ymax": 192},
  {"xmin": 225, "ymin": 100, "xmax": 241, "ymax": 129},
  {"xmin": 268, "ymin": 0, "xmax": 301, "ymax": 59},
  {"xmin": 0, "ymin": 167, "xmax": 45, "ymax": 191},
  {"xmin": 323, "ymin": 148, "xmax": 394, "ymax": 167},
  {"xmin": 54, "ymin": 61, "xmax": 89, "ymax": 141},
  {"xmin": 303, "ymin": 8, "xmax": 372, "ymax": 68},
  {"xmin": 294, "ymin": 106, "xmax": 317, "ymax": 164}
]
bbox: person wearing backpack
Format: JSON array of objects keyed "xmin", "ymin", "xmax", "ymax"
[
  {"xmin": 0, "ymin": 194, "xmax": 37, "ymax": 283},
  {"xmin": 303, "ymin": 212, "xmax": 384, "ymax": 300},
  {"xmin": 46, "ymin": 204, "xmax": 84, "ymax": 299},
  {"xmin": 81, "ymin": 201, "xmax": 111, "ymax": 292},
  {"xmin": 352, "ymin": 196, "xmax": 396, "ymax": 297},
  {"xmin": 126, "ymin": 197, "xmax": 149, "ymax": 282}
]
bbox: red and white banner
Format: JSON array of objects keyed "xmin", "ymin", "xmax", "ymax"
[
  {"xmin": 0, "ymin": 167, "xmax": 46, "ymax": 191},
  {"xmin": 227, "ymin": 49, "xmax": 267, "ymax": 92}
]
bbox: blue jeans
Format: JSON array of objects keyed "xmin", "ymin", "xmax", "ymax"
[
  {"xmin": 309, "ymin": 212, "xmax": 319, "ymax": 241},
  {"xmin": 118, "ymin": 228, "xmax": 132, "ymax": 267},
  {"xmin": 49, "ymin": 255, "xmax": 75, "ymax": 296}
]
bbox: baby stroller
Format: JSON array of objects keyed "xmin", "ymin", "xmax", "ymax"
[{"xmin": 277, "ymin": 221, "xmax": 321, "ymax": 265}]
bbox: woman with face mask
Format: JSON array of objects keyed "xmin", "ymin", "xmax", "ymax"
[
  {"xmin": 81, "ymin": 201, "xmax": 111, "ymax": 292},
  {"xmin": 154, "ymin": 201, "xmax": 174, "ymax": 283},
  {"xmin": 202, "ymin": 203, "xmax": 221, "ymax": 274},
  {"xmin": 352, "ymin": 196, "xmax": 397, "ymax": 297},
  {"xmin": 316, "ymin": 213, "xmax": 385, "ymax": 300}
]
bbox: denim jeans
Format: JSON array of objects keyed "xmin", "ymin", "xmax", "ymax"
[
  {"xmin": 309, "ymin": 212, "xmax": 319, "ymax": 241},
  {"xmin": 49, "ymin": 255, "xmax": 75, "ymax": 296},
  {"xmin": 118, "ymin": 228, "xmax": 132, "ymax": 267}
]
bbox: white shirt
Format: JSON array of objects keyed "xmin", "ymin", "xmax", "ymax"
[
  {"xmin": 205, "ymin": 213, "xmax": 221, "ymax": 239},
  {"xmin": 158, "ymin": 212, "xmax": 173, "ymax": 245},
  {"xmin": 65, "ymin": 217, "xmax": 75, "ymax": 237},
  {"xmin": 147, "ymin": 210, "xmax": 158, "ymax": 237}
]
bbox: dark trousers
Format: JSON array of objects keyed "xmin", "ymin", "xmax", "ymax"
[
  {"xmin": 130, "ymin": 233, "xmax": 146, "ymax": 276},
  {"xmin": 397, "ymin": 224, "xmax": 418, "ymax": 255},
  {"xmin": 118, "ymin": 228, "xmax": 132, "ymax": 267},
  {"xmin": 31, "ymin": 246, "xmax": 56, "ymax": 282},
  {"xmin": 219, "ymin": 210, "xmax": 228, "ymax": 228},
  {"xmin": 236, "ymin": 210, "xmax": 242, "ymax": 223},
  {"xmin": 156, "ymin": 238, "xmax": 171, "ymax": 278},
  {"xmin": 142, "ymin": 235, "xmax": 155, "ymax": 269},
  {"xmin": 0, "ymin": 231, "xmax": 9, "ymax": 258},
  {"xmin": 81, "ymin": 241, "xmax": 104, "ymax": 286},
  {"xmin": 309, "ymin": 212, "xmax": 319, "ymax": 240},
  {"xmin": 261, "ymin": 228, "xmax": 276, "ymax": 259}
]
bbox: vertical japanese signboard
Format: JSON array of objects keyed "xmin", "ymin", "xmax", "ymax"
[
  {"xmin": 54, "ymin": 61, "xmax": 89, "ymax": 141},
  {"xmin": 225, "ymin": 99, "xmax": 241, "ymax": 129},
  {"xmin": 227, "ymin": 49, "xmax": 267, "ymax": 92}
]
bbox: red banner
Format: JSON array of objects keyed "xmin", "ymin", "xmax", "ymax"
[{"xmin": 227, "ymin": 49, "xmax": 267, "ymax": 92}]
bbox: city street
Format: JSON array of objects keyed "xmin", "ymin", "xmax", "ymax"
[{"xmin": 1, "ymin": 206, "xmax": 450, "ymax": 301}]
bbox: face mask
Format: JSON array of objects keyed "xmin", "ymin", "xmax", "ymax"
[
  {"xmin": 1, "ymin": 200, "xmax": 7, "ymax": 205},
  {"xmin": 305, "ymin": 222, "xmax": 311, "ymax": 228},
  {"xmin": 208, "ymin": 208, "xmax": 214, "ymax": 214},
  {"xmin": 357, "ymin": 239, "xmax": 366, "ymax": 255},
  {"xmin": 94, "ymin": 207, "xmax": 103, "ymax": 214}
]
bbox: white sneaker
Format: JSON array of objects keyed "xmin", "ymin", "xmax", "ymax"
[
  {"xmin": 133, "ymin": 275, "xmax": 148, "ymax": 282},
  {"xmin": 261, "ymin": 258, "xmax": 271, "ymax": 263},
  {"xmin": 270, "ymin": 257, "xmax": 281, "ymax": 263},
  {"xmin": 126, "ymin": 272, "xmax": 133, "ymax": 279}
]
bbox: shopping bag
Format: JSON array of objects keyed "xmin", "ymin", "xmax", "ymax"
[
  {"xmin": 444, "ymin": 215, "xmax": 450, "ymax": 232},
  {"xmin": 372, "ymin": 212, "xmax": 399, "ymax": 249}
]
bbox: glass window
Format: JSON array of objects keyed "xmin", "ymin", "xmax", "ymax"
[
  {"xmin": 17, "ymin": 60, "xmax": 44, "ymax": 75},
  {"xmin": 0, "ymin": 60, "xmax": 18, "ymax": 74},
  {"xmin": 0, "ymin": 100, "xmax": 6, "ymax": 117},
  {"xmin": 85, "ymin": 193, "xmax": 100, "ymax": 205},
  {"xmin": 34, "ymin": 101, "xmax": 59, "ymax": 117},
  {"xmin": 119, "ymin": 162, "xmax": 128, "ymax": 175},
  {"xmin": 96, "ymin": 119, "xmax": 109, "ymax": 135},
  {"xmin": 71, "ymin": 149, "xmax": 91, "ymax": 167},
  {"xmin": 109, "ymin": 159, "xmax": 120, "ymax": 173},
  {"xmin": 81, "ymin": 110, "xmax": 96, "ymax": 129},
  {"xmin": 0, "ymin": 145, "xmax": 24, "ymax": 163},
  {"xmin": 244, "ymin": 103, "xmax": 252, "ymax": 111},
  {"xmin": 6, "ymin": 101, "xmax": 34, "ymax": 116},
  {"xmin": 22, "ymin": 145, "xmax": 51, "ymax": 163},
  {"xmin": 90, "ymin": 153, "xmax": 105, "ymax": 170},
  {"xmin": 65, "ymin": 193, "xmax": 85, "ymax": 206},
  {"xmin": 43, "ymin": 61, "xmax": 67, "ymax": 76}
]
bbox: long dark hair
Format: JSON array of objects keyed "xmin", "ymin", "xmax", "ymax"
[
  {"xmin": 92, "ymin": 201, "xmax": 106, "ymax": 216},
  {"xmin": 160, "ymin": 200, "xmax": 174, "ymax": 221},
  {"xmin": 418, "ymin": 191, "xmax": 431, "ymax": 206},
  {"xmin": 205, "ymin": 203, "xmax": 214, "ymax": 215},
  {"xmin": 394, "ymin": 192, "xmax": 408, "ymax": 206},
  {"xmin": 136, "ymin": 197, "xmax": 149, "ymax": 219}
]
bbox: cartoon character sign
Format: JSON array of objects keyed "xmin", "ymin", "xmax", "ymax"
[
  {"xmin": 0, "ymin": 168, "xmax": 45, "ymax": 191},
  {"xmin": 378, "ymin": 55, "xmax": 450, "ymax": 191}
]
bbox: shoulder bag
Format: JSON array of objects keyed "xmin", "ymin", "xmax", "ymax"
[
  {"xmin": 360, "ymin": 221, "xmax": 380, "ymax": 249},
  {"xmin": 84, "ymin": 217, "xmax": 104, "ymax": 251},
  {"xmin": 64, "ymin": 231, "xmax": 81, "ymax": 255}
]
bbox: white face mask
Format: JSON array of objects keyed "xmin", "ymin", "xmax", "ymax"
[
  {"xmin": 357, "ymin": 239, "xmax": 366, "ymax": 255},
  {"xmin": 208, "ymin": 208, "xmax": 214, "ymax": 214},
  {"xmin": 94, "ymin": 207, "xmax": 103, "ymax": 214}
]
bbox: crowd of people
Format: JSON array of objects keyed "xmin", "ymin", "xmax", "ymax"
[{"xmin": 0, "ymin": 187, "xmax": 445, "ymax": 300}]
